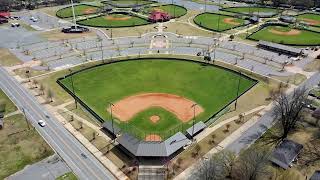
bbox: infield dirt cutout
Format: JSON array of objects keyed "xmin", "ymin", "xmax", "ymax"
[
  {"xmin": 269, "ymin": 28, "xmax": 301, "ymax": 36},
  {"xmin": 83, "ymin": 8, "xmax": 97, "ymax": 14},
  {"xmin": 300, "ymin": 18, "xmax": 320, "ymax": 26},
  {"xmin": 223, "ymin": 18, "xmax": 241, "ymax": 25},
  {"xmin": 145, "ymin": 134, "xmax": 162, "ymax": 142},
  {"xmin": 107, "ymin": 93, "xmax": 204, "ymax": 123}
]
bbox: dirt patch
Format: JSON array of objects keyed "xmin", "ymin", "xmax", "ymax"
[
  {"xmin": 145, "ymin": 134, "xmax": 162, "ymax": 142},
  {"xmin": 83, "ymin": 8, "xmax": 97, "ymax": 15},
  {"xmin": 300, "ymin": 18, "xmax": 320, "ymax": 26},
  {"xmin": 108, "ymin": 93, "xmax": 204, "ymax": 123},
  {"xmin": 105, "ymin": 15, "xmax": 132, "ymax": 21},
  {"xmin": 269, "ymin": 28, "xmax": 301, "ymax": 36},
  {"xmin": 150, "ymin": 115, "xmax": 160, "ymax": 123},
  {"xmin": 223, "ymin": 18, "xmax": 241, "ymax": 25}
]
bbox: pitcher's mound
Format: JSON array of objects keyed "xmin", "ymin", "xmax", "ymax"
[
  {"xmin": 145, "ymin": 134, "xmax": 162, "ymax": 142},
  {"xmin": 150, "ymin": 115, "xmax": 160, "ymax": 123}
]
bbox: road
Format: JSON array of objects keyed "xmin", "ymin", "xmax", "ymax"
[
  {"xmin": 226, "ymin": 72, "xmax": 320, "ymax": 154},
  {"xmin": 0, "ymin": 67, "xmax": 116, "ymax": 180}
]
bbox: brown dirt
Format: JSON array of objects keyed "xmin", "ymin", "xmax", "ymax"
[
  {"xmin": 223, "ymin": 18, "xmax": 240, "ymax": 25},
  {"xmin": 107, "ymin": 93, "xmax": 204, "ymax": 123},
  {"xmin": 145, "ymin": 134, "xmax": 162, "ymax": 142},
  {"xmin": 269, "ymin": 28, "xmax": 301, "ymax": 36},
  {"xmin": 105, "ymin": 16, "xmax": 132, "ymax": 21},
  {"xmin": 300, "ymin": 18, "xmax": 320, "ymax": 26},
  {"xmin": 83, "ymin": 8, "xmax": 96, "ymax": 14},
  {"xmin": 150, "ymin": 115, "xmax": 160, "ymax": 123}
]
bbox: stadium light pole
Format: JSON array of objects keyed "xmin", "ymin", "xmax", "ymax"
[
  {"xmin": 191, "ymin": 103, "xmax": 198, "ymax": 141},
  {"xmin": 70, "ymin": 0, "xmax": 77, "ymax": 29},
  {"xmin": 235, "ymin": 71, "xmax": 242, "ymax": 110},
  {"xmin": 107, "ymin": 101, "xmax": 115, "ymax": 141},
  {"xmin": 68, "ymin": 69, "xmax": 77, "ymax": 109}
]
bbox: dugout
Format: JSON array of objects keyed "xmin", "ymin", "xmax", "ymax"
[{"xmin": 257, "ymin": 41, "xmax": 303, "ymax": 57}]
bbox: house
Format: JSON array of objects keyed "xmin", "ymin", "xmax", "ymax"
[
  {"xmin": 148, "ymin": 11, "xmax": 171, "ymax": 23},
  {"xmin": 310, "ymin": 170, "xmax": 320, "ymax": 180},
  {"xmin": 270, "ymin": 139, "xmax": 303, "ymax": 169}
]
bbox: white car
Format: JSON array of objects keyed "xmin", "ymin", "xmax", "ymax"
[
  {"xmin": 30, "ymin": 17, "xmax": 38, "ymax": 22},
  {"xmin": 11, "ymin": 22, "xmax": 20, "ymax": 27},
  {"xmin": 38, "ymin": 120, "xmax": 46, "ymax": 127}
]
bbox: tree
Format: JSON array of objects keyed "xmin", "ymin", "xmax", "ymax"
[
  {"xmin": 39, "ymin": 83, "xmax": 45, "ymax": 96},
  {"xmin": 47, "ymin": 89, "xmax": 54, "ymax": 102},
  {"xmin": 264, "ymin": 87, "xmax": 308, "ymax": 144},
  {"xmin": 232, "ymin": 146, "xmax": 271, "ymax": 180},
  {"xmin": 32, "ymin": 79, "xmax": 38, "ymax": 89},
  {"xmin": 229, "ymin": 34, "xmax": 235, "ymax": 41},
  {"xmin": 300, "ymin": 139, "xmax": 320, "ymax": 166}
]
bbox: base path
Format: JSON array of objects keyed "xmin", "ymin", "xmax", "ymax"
[
  {"xmin": 108, "ymin": 93, "xmax": 204, "ymax": 122},
  {"xmin": 145, "ymin": 134, "xmax": 162, "ymax": 142},
  {"xmin": 223, "ymin": 18, "xmax": 240, "ymax": 25},
  {"xmin": 269, "ymin": 28, "xmax": 301, "ymax": 36}
]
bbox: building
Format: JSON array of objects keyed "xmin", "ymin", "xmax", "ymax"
[
  {"xmin": 148, "ymin": 11, "xmax": 171, "ymax": 23},
  {"xmin": 186, "ymin": 121, "xmax": 206, "ymax": 138},
  {"xmin": 257, "ymin": 41, "xmax": 303, "ymax": 57},
  {"xmin": 270, "ymin": 139, "xmax": 303, "ymax": 169}
]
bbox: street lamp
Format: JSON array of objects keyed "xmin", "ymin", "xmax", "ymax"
[
  {"xmin": 107, "ymin": 101, "xmax": 115, "ymax": 141},
  {"xmin": 106, "ymin": 28, "xmax": 113, "ymax": 40},
  {"xmin": 235, "ymin": 71, "xmax": 242, "ymax": 110},
  {"xmin": 191, "ymin": 103, "xmax": 198, "ymax": 141},
  {"xmin": 70, "ymin": 0, "xmax": 77, "ymax": 29}
]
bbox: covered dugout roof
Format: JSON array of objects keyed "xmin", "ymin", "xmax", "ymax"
[
  {"xmin": 117, "ymin": 132, "xmax": 191, "ymax": 157},
  {"xmin": 258, "ymin": 40, "xmax": 302, "ymax": 56},
  {"xmin": 101, "ymin": 121, "xmax": 121, "ymax": 135},
  {"xmin": 186, "ymin": 121, "xmax": 206, "ymax": 137}
]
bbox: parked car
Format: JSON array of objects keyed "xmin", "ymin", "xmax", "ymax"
[
  {"xmin": 11, "ymin": 22, "xmax": 20, "ymax": 27},
  {"xmin": 30, "ymin": 16, "xmax": 38, "ymax": 22},
  {"xmin": 61, "ymin": 26, "xmax": 89, "ymax": 33}
]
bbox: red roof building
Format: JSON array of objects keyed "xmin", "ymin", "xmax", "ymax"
[
  {"xmin": 0, "ymin": 12, "xmax": 10, "ymax": 18},
  {"xmin": 148, "ymin": 11, "xmax": 171, "ymax": 23}
]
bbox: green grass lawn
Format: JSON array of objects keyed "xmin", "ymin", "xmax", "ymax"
[
  {"xmin": 194, "ymin": 13, "xmax": 246, "ymax": 32},
  {"xmin": 109, "ymin": 0, "xmax": 153, "ymax": 5},
  {"xmin": 223, "ymin": 7, "xmax": 278, "ymax": 16},
  {"xmin": 248, "ymin": 25, "xmax": 320, "ymax": 45},
  {"xmin": 56, "ymin": 4, "xmax": 100, "ymax": 18},
  {"xmin": 77, "ymin": 13, "xmax": 150, "ymax": 27},
  {"xmin": 59, "ymin": 59, "xmax": 256, "ymax": 139},
  {"xmin": 56, "ymin": 172, "xmax": 78, "ymax": 180},
  {"xmin": 144, "ymin": 4, "xmax": 187, "ymax": 18},
  {"xmin": 0, "ymin": 90, "xmax": 17, "ymax": 115},
  {"xmin": 296, "ymin": 13, "xmax": 320, "ymax": 27}
]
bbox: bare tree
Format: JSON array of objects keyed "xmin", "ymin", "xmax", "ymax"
[
  {"xmin": 32, "ymin": 79, "xmax": 38, "ymax": 89},
  {"xmin": 39, "ymin": 83, "xmax": 45, "ymax": 96},
  {"xmin": 300, "ymin": 139, "xmax": 320, "ymax": 166},
  {"xmin": 47, "ymin": 89, "xmax": 54, "ymax": 102},
  {"xmin": 232, "ymin": 146, "xmax": 271, "ymax": 180}
]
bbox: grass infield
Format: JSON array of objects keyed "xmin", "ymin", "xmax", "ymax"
[
  {"xmin": 194, "ymin": 13, "xmax": 246, "ymax": 32},
  {"xmin": 56, "ymin": 4, "xmax": 100, "ymax": 18},
  {"xmin": 77, "ymin": 13, "xmax": 150, "ymax": 28},
  {"xmin": 248, "ymin": 25, "xmax": 320, "ymax": 46},
  {"xmin": 144, "ymin": 4, "xmax": 187, "ymax": 18},
  {"xmin": 59, "ymin": 59, "xmax": 256, "ymax": 139}
]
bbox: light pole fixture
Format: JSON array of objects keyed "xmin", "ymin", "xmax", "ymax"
[
  {"xmin": 70, "ymin": 0, "xmax": 77, "ymax": 28},
  {"xmin": 235, "ymin": 71, "xmax": 242, "ymax": 110},
  {"xmin": 107, "ymin": 101, "xmax": 115, "ymax": 141},
  {"xmin": 68, "ymin": 69, "xmax": 77, "ymax": 109},
  {"xmin": 191, "ymin": 103, "xmax": 198, "ymax": 140}
]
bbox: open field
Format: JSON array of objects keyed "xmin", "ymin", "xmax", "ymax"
[
  {"xmin": 0, "ymin": 48, "xmax": 22, "ymax": 67},
  {"xmin": 194, "ymin": 13, "xmax": 246, "ymax": 31},
  {"xmin": 248, "ymin": 25, "xmax": 320, "ymax": 45},
  {"xmin": 144, "ymin": 4, "xmax": 187, "ymax": 18},
  {"xmin": 0, "ymin": 90, "xmax": 17, "ymax": 115},
  {"xmin": 77, "ymin": 13, "xmax": 150, "ymax": 28},
  {"xmin": 222, "ymin": 6, "xmax": 279, "ymax": 17},
  {"xmin": 297, "ymin": 13, "xmax": 320, "ymax": 27},
  {"xmin": 56, "ymin": 4, "xmax": 101, "ymax": 18},
  {"xmin": 59, "ymin": 59, "xmax": 256, "ymax": 139}
]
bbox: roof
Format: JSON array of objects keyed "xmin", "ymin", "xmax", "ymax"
[
  {"xmin": 270, "ymin": 139, "xmax": 303, "ymax": 169},
  {"xmin": 149, "ymin": 11, "xmax": 170, "ymax": 21},
  {"xmin": 0, "ymin": 12, "xmax": 10, "ymax": 18},
  {"xmin": 258, "ymin": 40, "xmax": 302, "ymax": 55},
  {"xmin": 101, "ymin": 121, "xmax": 121, "ymax": 135},
  {"xmin": 117, "ymin": 132, "xmax": 191, "ymax": 157},
  {"xmin": 310, "ymin": 170, "xmax": 320, "ymax": 180},
  {"xmin": 186, "ymin": 121, "xmax": 206, "ymax": 137}
]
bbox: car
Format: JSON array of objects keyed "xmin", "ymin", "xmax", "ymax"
[
  {"xmin": 10, "ymin": 16, "xmax": 20, "ymax": 20},
  {"xmin": 61, "ymin": 26, "xmax": 89, "ymax": 33},
  {"xmin": 81, "ymin": 153, "xmax": 87, "ymax": 158},
  {"xmin": 38, "ymin": 120, "xmax": 46, "ymax": 127},
  {"xmin": 30, "ymin": 16, "xmax": 38, "ymax": 22},
  {"xmin": 11, "ymin": 22, "xmax": 20, "ymax": 27}
]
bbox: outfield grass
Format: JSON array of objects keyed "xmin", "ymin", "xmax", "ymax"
[
  {"xmin": 223, "ymin": 7, "xmax": 278, "ymax": 16},
  {"xmin": 249, "ymin": 25, "xmax": 320, "ymax": 45},
  {"xmin": 144, "ymin": 4, "xmax": 187, "ymax": 18},
  {"xmin": 77, "ymin": 13, "xmax": 150, "ymax": 27},
  {"xmin": 194, "ymin": 13, "xmax": 246, "ymax": 32},
  {"xmin": 296, "ymin": 13, "xmax": 320, "ymax": 27},
  {"xmin": 56, "ymin": 4, "xmax": 100, "ymax": 18},
  {"xmin": 109, "ymin": 0, "xmax": 153, "ymax": 5},
  {"xmin": 60, "ymin": 59, "xmax": 256, "ymax": 139}
]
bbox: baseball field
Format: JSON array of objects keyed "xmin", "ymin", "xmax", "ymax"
[
  {"xmin": 108, "ymin": 0, "xmax": 153, "ymax": 6},
  {"xmin": 77, "ymin": 13, "xmax": 150, "ymax": 28},
  {"xmin": 194, "ymin": 13, "xmax": 246, "ymax": 32},
  {"xmin": 248, "ymin": 25, "xmax": 320, "ymax": 45},
  {"xmin": 144, "ymin": 4, "xmax": 187, "ymax": 18},
  {"xmin": 56, "ymin": 4, "xmax": 100, "ymax": 18},
  {"xmin": 296, "ymin": 13, "xmax": 320, "ymax": 27},
  {"xmin": 222, "ymin": 7, "xmax": 278, "ymax": 17},
  {"xmin": 59, "ymin": 59, "xmax": 256, "ymax": 140}
]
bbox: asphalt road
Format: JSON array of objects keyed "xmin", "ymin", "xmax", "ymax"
[{"xmin": 0, "ymin": 67, "xmax": 115, "ymax": 180}]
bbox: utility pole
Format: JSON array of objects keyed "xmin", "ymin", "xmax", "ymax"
[
  {"xmin": 107, "ymin": 101, "xmax": 115, "ymax": 142},
  {"xmin": 68, "ymin": 69, "xmax": 77, "ymax": 109},
  {"xmin": 235, "ymin": 71, "xmax": 242, "ymax": 110},
  {"xmin": 70, "ymin": 0, "xmax": 77, "ymax": 29},
  {"xmin": 191, "ymin": 103, "xmax": 197, "ymax": 141}
]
